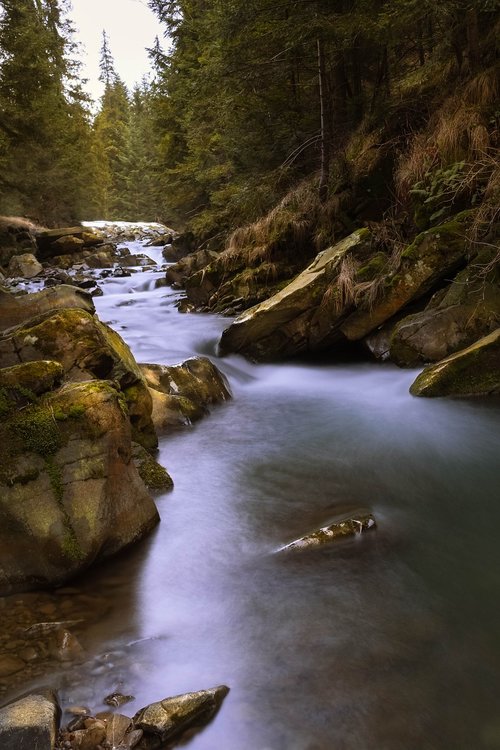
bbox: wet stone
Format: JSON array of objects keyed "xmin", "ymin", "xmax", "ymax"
[{"xmin": 0, "ymin": 655, "xmax": 25, "ymax": 677}]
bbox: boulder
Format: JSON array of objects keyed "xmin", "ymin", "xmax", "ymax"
[
  {"xmin": 133, "ymin": 685, "xmax": 229, "ymax": 746},
  {"xmin": 277, "ymin": 511, "xmax": 376, "ymax": 553},
  {"xmin": 410, "ymin": 328, "xmax": 500, "ymax": 397},
  {"xmin": 35, "ymin": 227, "xmax": 85, "ymax": 258},
  {"xmin": 0, "ymin": 688, "xmax": 60, "ymax": 750},
  {"xmin": 220, "ymin": 215, "xmax": 473, "ymax": 362},
  {"xmin": 339, "ymin": 213, "xmax": 472, "ymax": 341},
  {"xmin": 390, "ymin": 254, "xmax": 500, "ymax": 366},
  {"xmin": 0, "ymin": 380, "xmax": 159, "ymax": 594},
  {"xmin": 219, "ymin": 229, "xmax": 373, "ymax": 360},
  {"xmin": 140, "ymin": 357, "xmax": 231, "ymax": 433},
  {"xmin": 0, "ymin": 285, "xmax": 94, "ymax": 332},
  {"xmin": 166, "ymin": 248, "xmax": 220, "ymax": 287},
  {"xmin": 7, "ymin": 253, "xmax": 43, "ymax": 279},
  {"xmin": 0, "ymin": 308, "xmax": 157, "ymax": 450}
]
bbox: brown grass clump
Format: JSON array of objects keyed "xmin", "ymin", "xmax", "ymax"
[
  {"xmin": 0, "ymin": 215, "xmax": 44, "ymax": 233},
  {"xmin": 395, "ymin": 67, "xmax": 499, "ymax": 201}
]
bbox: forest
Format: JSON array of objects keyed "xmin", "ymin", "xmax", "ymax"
[{"xmin": 0, "ymin": 0, "xmax": 498, "ymax": 241}]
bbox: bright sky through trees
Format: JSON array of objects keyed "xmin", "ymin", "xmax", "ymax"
[{"xmin": 70, "ymin": 0, "xmax": 160, "ymax": 100}]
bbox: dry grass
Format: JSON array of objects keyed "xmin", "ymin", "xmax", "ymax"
[
  {"xmin": 0, "ymin": 215, "xmax": 44, "ymax": 232},
  {"xmin": 395, "ymin": 67, "xmax": 499, "ymax": 201}
]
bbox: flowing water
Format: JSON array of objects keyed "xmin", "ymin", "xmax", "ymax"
[{"xmin": 11, "ymin": 241, "xmax": 500, "ymax": 749}]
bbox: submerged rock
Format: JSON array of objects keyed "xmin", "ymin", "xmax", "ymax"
[
  {"xmin": 133, "ymin": 685, "xmax": 229, "ymax": 746},
  {"xmin": 277, "ymin": 512, "xmax": 376, "ymax": 553},
  {"xmin": 410, "ymin": 328, "xmax": 500, "ymax": 397},
  {"xmin": 0, "ymin": 380, "xmax": 159, "ymax": 594},
  {"xmin": 0, "ymin": 688, "xmax": 60, "ymax": 750}
]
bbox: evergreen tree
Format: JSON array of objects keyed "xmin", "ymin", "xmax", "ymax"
[
  {"xmin": 0, "ymin": 0, "xmax": 94, "ymax": 223},
  {"xmin": 91, "ymin": 31, "xmax": 131, "ymax": 218}
]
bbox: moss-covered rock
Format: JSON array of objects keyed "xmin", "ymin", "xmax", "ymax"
[
  {"xmin": 140, "ymin": 357, "xmax": 231, "ymax": 433},
  {"xmin": 132, "ymin": 443, "xmax": 173, "ymax": 492},
  {"xmin": 277, "ymin": 511, "xmax": 376, "ymax": 553},
  {"xmin": 0, "ymin": 380, "xmax": 159, "ymax": 595},
  {"xmin": 219, "ymin": 229, "xmax": 373, "ymax": 361},
  {"xmin": 0, "ymin": 285, "xmax": 95, "ymax": 333},
  {"xmin": 410, "ymin": 328, "xmax": 500, "ymax": 397},
  {"xmin": 390, "ymin": 251, "xmax": 500, "ymax": 366},
  {"xmin": 0, "ymin": 361, "xmax": 64, "ymax": 416},
  {"xmin": 0, "ymin": 307, "xmax": 157, "ymax": 450},
  {"xmin": 340, "ymin": 212, "xmax": 472, "ymax": 341}
]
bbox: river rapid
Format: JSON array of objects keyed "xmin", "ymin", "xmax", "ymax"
[{"xmin": 14, "ymin": 240, "xmax": 500, "ymax": 749}]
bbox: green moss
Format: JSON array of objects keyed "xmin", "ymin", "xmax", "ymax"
[
  {"xmin": 61, "ymin": 528, "xmax": 85, "ymax": 562},
  {"xmin": 138, "ymin": 455, "xmax": 174, "ymax": 492},
  {"xmin": 67, "ymin": 404, "xmax": 86, "ymax": 418},
  {"xmin": 45, "ymin": 456, "xmax": 64, "ymax": 504},
  {"xmin": 356, "ymin": 252, "xmax": 388, "ymax": 282},
  {"xmin": 11, "ymin": 404, "xmax": 63, "ymax": 456}
]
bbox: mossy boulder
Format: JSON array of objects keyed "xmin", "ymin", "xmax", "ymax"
[
  {"xmin": 132, "ymin": 443, "xmax": 173, "ymax": 493},
  {"xmin": 0, "ymin": 361, "xmax": 64, "ymax": 416},
  {"xmin": 219, "ymin": 229, "xmax": 373, "ymax": 361},
  {"xmin": 0, "ymin": 307, "xmax": 157, "ymax": 450},
  {"xmin": 0, "ymin": 380, "xmax": 159, "ymax": 595},
  {"xmin": 390, "ymin": 253, "xmax": 500, "ymax": 366},
  {"xmin": 410, "ymin": 328, "xmax": 500, "ymax": 397},
  {"xmin": 0, "ymin": 285, "xmax": 95, "ymax": 332},
  {"xmin": 140, "ymin": 357, "xmax": 231, "ymax": 433},
  {"xmin": 340, "ymin": 213, "xmax": 472, "ymax": 341}
]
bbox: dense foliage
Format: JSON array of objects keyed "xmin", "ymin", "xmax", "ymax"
[{"xmin": 0, "ymin": 0, "xmax": 497, "ymax": 230}]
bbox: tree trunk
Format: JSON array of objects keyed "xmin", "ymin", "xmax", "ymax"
[{"xmin": 317, "ymin": 38, "xmax": 330, "ymax": 204}]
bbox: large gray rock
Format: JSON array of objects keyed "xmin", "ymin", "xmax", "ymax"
[
  {"xmin": 410, "ymin": 328, "xmax": 500, "ymax": 398},
  {"xmin": 0, "ymin": 688, "xmax": 60, "ymax": 750},
  {"xmin": 0, "ymin": 379, "xmax": 160, "ymax": 594},
  {"xmin": 133, "ymin": 685, "xmax": 229, "ymax": 746},
  {"xmin": 0, "ymin": 285, "xmax": 94, "ymax": 332}
]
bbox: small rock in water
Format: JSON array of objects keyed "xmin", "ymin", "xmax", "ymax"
[
  {"xmin": 133, "ymin": 685, "xmax": 230, "ymax": 744},
  {"xmin": 277, "ymin": 512, "xmax": 376, "ymax": 553},
  {"xmin": 104, "ymin": 692, "xmax": 135, "ymax": 707}
]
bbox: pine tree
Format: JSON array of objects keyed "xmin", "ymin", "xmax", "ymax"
[{"xmin": 0, "ymin": 0, "xmax": 94, "ymax": 223}]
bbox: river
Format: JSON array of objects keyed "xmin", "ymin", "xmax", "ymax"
[{"xmin": 18, "ymin": 241, "xmax": 500, "ymax": 749}]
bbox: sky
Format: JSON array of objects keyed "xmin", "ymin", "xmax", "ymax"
[{"xmin": 69, "ymin": 0, "xmax": 164, "ymax": 102}]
